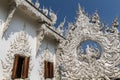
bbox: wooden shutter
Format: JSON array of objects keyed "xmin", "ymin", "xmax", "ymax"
[
  {"xmin": 49, "ymin": 62, "xmax": 54, "ymax": 78},
  {"xmin": 11, "ymin": 55, "xmax": 19, "ymax": 79},
  {"xmin": 44, "ymin": 61, "xmax": 49, "ymax": 78},
  {"xmin": 21, "ymin": 57, "xmax": 30, "ymax": 79},
  {"xmin": 44, "ymin": 61, "xmax": 54, "ymax": 79}
]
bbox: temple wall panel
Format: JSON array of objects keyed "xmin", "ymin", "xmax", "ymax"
[{"xmin": 0, "ymin": 3, "xmax": 57, "ymax": 79}]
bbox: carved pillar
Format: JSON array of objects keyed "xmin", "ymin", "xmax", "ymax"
[
  {"xmin": 1, "ymin": 2, "xmax": 17, "ymax": 38},
  {"xmin": 36, "ymin": 24, "xmax": 46, "ymax": 53}
]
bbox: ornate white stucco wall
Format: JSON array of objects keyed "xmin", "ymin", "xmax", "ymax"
[
  {"xmin": 56, "ymin": 5, "xmax": 120, "ymax": 80},
  {"xmin": 1, "ymin": 0, "xmax": 120, "ymax": 80},
  {"xmin": 0, "ymin": 0, "xmax": 62, "ymax": 80}
]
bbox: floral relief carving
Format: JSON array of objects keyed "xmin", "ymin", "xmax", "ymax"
[
  {"xmin": 56, "ymin": 6, "xmax": 120, "ymax": 80},
  {"xmin": 1, "ymin": 2, "xmax": 17, "ymax": 39},
  {"xmin": 39, "ymin": 48, "xmax": 55, "ymax": 79},
  {"xmin": 1, "ymin": 31, "xmax": 33, "ymax": 80}
]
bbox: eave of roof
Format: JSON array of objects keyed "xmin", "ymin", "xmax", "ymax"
[{"xmin": 13, "ymin": 0, "xmax": 66, "ymax": 40}]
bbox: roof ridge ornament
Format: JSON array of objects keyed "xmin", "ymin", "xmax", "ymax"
[
  {"xmin": 77, "ymin": 4, "xmax": 84, "ymax": 15},
  {"xmin": 35, "ymin": 0, "xmax": 40, "ymax": 8},
  {"xmin": 57, "ymin": 17, "xmax": 66, "ymax": 35},
  {"xmin": 49, "ymin": 8, "xmax": 57, "ymax": 25},
  {"xmin": 111, "ymin": 17, "xmax": 119, "ymax": 34},
  {"xmin": 91, "ymin": 10, "xmax": 100, "ymax": 24},
  {"xmin": 42, "ymin": 6, "xmax": 48, "ymax": 16},
  {"xmin": 112, "ymin": 17, "xmax": 119, "ymax": 28}
]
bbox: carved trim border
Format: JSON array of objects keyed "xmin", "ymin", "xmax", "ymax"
[{"xmin": 1, "ymin": 31, "xmax": 33, "ymax": 80}]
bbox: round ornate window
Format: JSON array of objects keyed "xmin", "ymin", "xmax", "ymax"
[{"xmin": 77, "ymin": 40, "xmax": 102, "ymax": 62}]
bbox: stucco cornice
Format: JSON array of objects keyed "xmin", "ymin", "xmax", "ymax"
[{"xmin": 13, "ymin": 0, "xmax": 52, "ymax": 25}]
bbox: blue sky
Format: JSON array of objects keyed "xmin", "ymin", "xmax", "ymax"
[
  {"xmin": 34, "ymin": 0, "xmax": 120, "ymax": 31},
  {"xmin": 32, "ymin": 0, "xmax": 120, "ymax": 52}
]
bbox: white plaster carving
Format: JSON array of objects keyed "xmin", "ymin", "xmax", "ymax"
[
  {"xmin": 79, "ymin": 45, "xmax": 100, "ymax": 64},
  {"xmin": 49, "ymin": 9, "xmax": 57, "ymax": 25},
  {"xmin": 111, "ymin": 17, "xmax": 119, "ymax": 34},
  {"xmin": 1, "ymin": 31, "xmax": 33, "ymax": 80},
  {"xmin": 42, "ymin": 7, "xmax": 49, "ymax": 16},
  {"xmin": 1, "ymin": 0, "xmax": 120, "ymax": 80},
  {"xmin": 39, "ymin": 48, "xmax": 55, "ymax": 79},
  {"xmin": 35, "ymin": 0, "xmax": 40, "ymax": 8},
  {"xmin": 56, "ymin": 5, "xmax": 120, "ymax": 80},
  {"xmin": 91, "ymin": 10, "xmax": 101, "ymax": 26},
  {"xmin": 1, "ymin": 2, "xmax": 17, "ymax": 39},
  {"xmin": 112, "ymin": 17, "xmax": 119, "ymax": 28},
  {"xmin": 57, "ymin": 17, "xmax": 66, "ymax": 36}
]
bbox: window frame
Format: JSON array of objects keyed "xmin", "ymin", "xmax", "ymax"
[
  {"xmin": 11, "ymin": 54, "xmax": 30, "ymax": 79},
  {"xmin": 44, "ymin": 60, "xmax": 54, "ymax": 79}
]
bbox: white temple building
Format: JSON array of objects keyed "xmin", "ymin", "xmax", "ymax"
[{"xmin": 0, "ymin": 0, "xmax": 120, "ymax": 80}]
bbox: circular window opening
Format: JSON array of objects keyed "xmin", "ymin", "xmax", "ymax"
[{"xmin": 77, "ymin": 40, "xmax": 102, "ymax": 59}]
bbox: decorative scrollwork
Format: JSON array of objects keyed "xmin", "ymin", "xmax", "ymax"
[
  {"xmin": 1, "ymin": 31, "xmax": 33, "ymax": 80},
  {"xmin": 56, "ymin": 5, "xmax": 120, "ymax": 80}
]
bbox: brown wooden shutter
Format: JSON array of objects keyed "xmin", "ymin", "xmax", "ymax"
[
  {"xmin": 49, "ymin": 62, "xmax": 54, "ymax": 78},
  {"xmin": 11, "ymin": 54, "xmax": 19, "ymax": 79},
  {"xmin": 44, "ymin": 61, "xmax": 49, "ymax": 78},
  {"xmin": 21, "ymin": 57, "xmax": 30, "ymax": 79}
]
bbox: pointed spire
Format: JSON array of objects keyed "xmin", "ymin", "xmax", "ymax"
[
  {"xmin": 111, "ymin": 17, "xmax": 119, "ymax": 34},
  {"xmin": 57, "ymin": 17, "xmax": 66, "ymax": 35},
  {"xmin": 77, "ymin": 4, "xmax": 84, "ymax": 15},
  {"xmin": 58, "ymin": 17, "xmax": 66, "ymax": 29},
  {"xmin": 75, "ymin": 4, "xmax": 86, "ymax": 23},
  {"xmin": 35, "ymin": 0, "xmax": 40, "ymax": 8},
  {"xmin": 91, "ymin": 10, "xmax": 100, "ymax": 23},
  {"xmin": 112, "ymin": 17, "xmax": 119, "ymax": 28}
]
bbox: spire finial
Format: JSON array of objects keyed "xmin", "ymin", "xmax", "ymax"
[
  {"xmin": 57, "ymin": 16, "xmax": 66, "ymax": 35},
  {"xmin": 91, "ymin": 10, "xmax": 100, "ymax": 23},
  {"xmin": 77, "ymin": 3, "xmax": 84, "ymax": 15},
  {"xmin": 112, "ymin": 16, "xmax": 119, "ymax": 28}
]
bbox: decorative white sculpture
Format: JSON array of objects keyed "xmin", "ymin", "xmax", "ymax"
[
  {"xmin": 42, "ymin": 6, "xmax": 48, "ymax": 16},
  {"xmin": 91, "ymin": 10, "xmax": 100, "ymax": 24},
  {"xmin": 35, "ymin": 0, "xmax": 40, "ymax": 8},
  {"xmin": 0, "ymin": 0, "xmax": 120, "ymax": 79},
  {"xmin": 1, "ymin": 3, "xmax": 17, "ymax": 39},
  {"xmin": 80, "ymin": 45, "xmax": 100, "ymax": 64},
  {"xmin": 49, "ymin": 9, "xmax": 57, "ymax": 25},
  {"xmin": 39, "ymin": 47, "xmax": 55, "ymax": 79},
  {"xmin": 56, "ymin": 5, "xmax": 120, "ymax": 80},
  {"xmin": 111, "ymin": 17, "xmax": 119, "ymax": 34},
  {"xmin": 1, "ymin": 31, "xmax": 33, "ymax": 80},
  {"xmin": 57, "ymin": 17, "xmax": 66, "ymax": 35}
]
